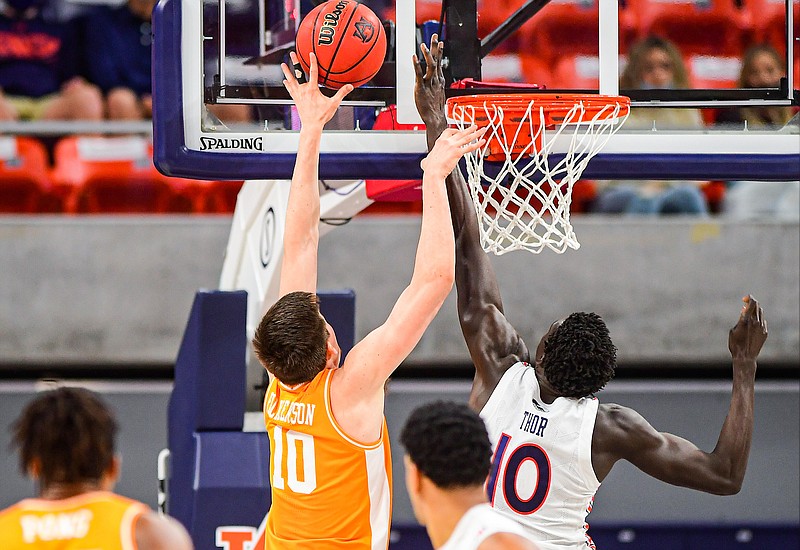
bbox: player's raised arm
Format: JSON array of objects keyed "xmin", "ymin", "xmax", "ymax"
[
  {"xmin": 592, "ymin": 296, "xmax": 767, "ymax": 492},
  {"xmin": 334, "ymin": 124, "xmax": 486, "ymax": 399},
  {"xmin": 278, "ymin": 52, "xmax": 353, "ymax": 296},
  {"xmin": 413, "ymin": 36, "xmax": 530, "ymax": 411}
]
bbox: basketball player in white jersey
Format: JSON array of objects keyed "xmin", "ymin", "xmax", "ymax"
[
  {"xmin": 414, "ymin": 37, "xmax": 769, "ymax": 550},
  {"xmin": 400, "ymin": 401, "xmax": 539, "ymax": 550}
]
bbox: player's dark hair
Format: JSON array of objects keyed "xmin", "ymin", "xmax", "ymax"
[
  {"xmin": 543, "ymin": 312, "xmax": 617, "ymax": 398},
  {"xmin": 400, "ymin": 401, "xmax": 492, "ymax": 489},
  {"xmin": 11, "ymin": 387, "xmax": 118, "ymax": 487},
  {"xmin": 252, "ymin": 291, "xmax": 328, "ymax": 385}
]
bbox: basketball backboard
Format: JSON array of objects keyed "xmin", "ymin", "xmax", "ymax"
[{"xmin": 152, "ymin": 0, "xmax": 799, "ymax": 182}]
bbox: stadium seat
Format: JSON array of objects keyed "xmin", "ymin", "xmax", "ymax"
[
  {"xmin": 52, "ymin": 136, "xmax": 198, "ymax": 214},
  {"xmin": 520, "ymin": 55, "xmax": 555, "ymax": 88},
  {"xmin": 200, "ymin": 180, "xmax": 246, "ymax": 214},
  {"xmin": 0, "ymin": 137, "xmax": 55, "ymax": 213},
  {"xmin": 518, "ymin": 0, "xmax": 637, "ymax": 65},
  {"xmin": 628, "ymin": 0, "xmax": 750, "ymax": 58},
  {"xmin": 551, "ymin": 55, "xmax": 602, "ymax": 89},
  {"xmin": 742, "ymin": 0, "xmax": 799, "ymax": 56},
  {"xmin": 689, "ymin": 55, "xmax": 742, "ymax": 88},
  {"xmin": 363, "ymin": 105, "xmax": 424, "ymax": 212}
]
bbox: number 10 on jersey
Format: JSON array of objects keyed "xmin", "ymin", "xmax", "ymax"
[
  {"xmin": 272, "ymin": 426, "xmax": 317, "ymax": 494},
  {"xmin": 487, "ymin": 432, "xmax": 552, "ymax": 514}
]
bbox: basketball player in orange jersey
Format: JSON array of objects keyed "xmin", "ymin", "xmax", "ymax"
[
  {"xmin": 414, "ymin": 37, "xmax": 769, "ymax": 550},
  {"xmin": 251, "ymin": 48, "xmax": 486, "ymax": 549},
  {"xmin": 0, "ymin": 387, "xmax": 193, "ymax": 550},
  {"xmin": 401, "ymin": 401, "xmax": 540, "ymax": 550}
]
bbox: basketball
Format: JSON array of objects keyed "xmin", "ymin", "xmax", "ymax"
[{"xmin": 295, "ymin": 0, "xmax": 387, "ymax": 89}]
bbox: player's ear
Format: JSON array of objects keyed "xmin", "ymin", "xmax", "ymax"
[
  {"xmin": 27, "ymin": 458, "xmax": 41, "ymax": 480},
  {"xmin": 102, "ymin": 455, "xmax": 122, "ymax": 490},
  {"xmin": 403, "ymin": 455, "xmax": 422, "ymax": 492},
  {"xmin": 325, "ymin": 340, "xmax": 340, "ymax": 369}
]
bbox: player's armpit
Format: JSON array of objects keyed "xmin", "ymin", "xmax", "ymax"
[{"xmin": 466, "ymin": 305, "xmax": 529, "ymax": 411}]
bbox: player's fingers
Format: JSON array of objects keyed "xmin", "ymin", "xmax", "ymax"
[
  {"xmin": 413, "ymin": 54, "xmax": 424, "ymax": 79},
  {"xmin": 308, "ymin": 52, "xmax": 319, "ymax": 86},
  {"xmin": 332, "ymin": 84, "xmax": 354, "ymax": 103},
  {"xmin": 289, "ymin": 52, "xmax": 307, "ymax": 84},
  {"xmin": 421, "ymin": 43, "xmax": 435, "ymax": 79},
  {"xmin": 280, "ymin": 63, "xmax": 299, "ymax": 95},
  {"xmin": 455, "ymin": 125, "xmax": 486, "ymax": 144}
]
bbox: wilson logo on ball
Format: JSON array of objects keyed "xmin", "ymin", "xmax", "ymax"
[
  {"xmin": 317, "ymin": 0, "xmax": 349, "ymax": 45},
  {"xmin": 352, "ymin": 17, "xmax": 374, "ymax": 43}
]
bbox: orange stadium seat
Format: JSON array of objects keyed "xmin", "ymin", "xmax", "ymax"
[
  {"xmin": 0, "ymin": 137, "xmax": 55, "ymax": 213},
  {"xmin": 689, "ymin": 55, "xmax": 742, "ymax": 88},
  {"xmin": 200, "ymin": 180, "xmax": 246, "ymax": 213},
  {"xmin": 742, "ymin": 0, "xmax": 799, "ymax": 56},
  {"xmin": 519, "ymin": 0, "xmax": 637, "ymax": 64},
  {"xmin": 52, "ymin": 136, "xmax": 201, "ymax": 214},
  {"xmin": 551, "ymin": 55, "xmax": 601, "ymax": 89},
  {"xmin": 363, "ymin": 105, "xmax": 424, "ymax": 213},
  {"xmin": 628, "ymin": 0, "xmax": 750, "ymax": 58}
]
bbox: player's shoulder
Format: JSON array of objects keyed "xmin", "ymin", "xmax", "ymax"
[
  {"xmin": 135, "ymin": 511, "xmax": 194, "ymax": 550},
  {"xmin": 595, "ymin": 402, "xmax": 653, "ymax": 442},
  {"xmin": 478, "ymin": 532, "xmax": 539, "ymax": 550}
]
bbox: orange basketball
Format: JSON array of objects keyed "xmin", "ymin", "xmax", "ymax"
[{"xmin": 295, "ymin": 1, "xmax": 387, "ymax": 89}]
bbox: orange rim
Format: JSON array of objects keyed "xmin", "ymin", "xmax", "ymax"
[{"xmin": 446, "ymin": 93, "xmax": 630, "ymax": 126}]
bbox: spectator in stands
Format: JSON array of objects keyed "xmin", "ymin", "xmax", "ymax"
[
  {"xmin": 0, "ymin": 0, "xmax": 103, "ymax": 121},
  {"xmin": 592, "ymin": 36, "xmax": 708, "ymax": 215},
  {"xmin": 82, "ymin": 0, "xmax": 250, "ymax": 123},
  {"xmin": 716, "ymin": 44, "xmax": 794, "ymax": 129},
  {"xmin": 718, "ymin": 44, "xmax": 799, "ymax": 220}
]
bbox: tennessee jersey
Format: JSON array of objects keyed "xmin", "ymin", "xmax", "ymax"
[
  {"xmin": 439, "ymin": 503, "xmax": 534, "ymax": 550},
  {"xmin": 263, "ymin": 368, "xmax": 392, "ymax": 549},
  {"xmin": 481, "ymin": 362, "xmax": 600, "ymax": 550},
  {"xmin": 0, "ymin": 491, "xmax": 148, "ymax": 550}
]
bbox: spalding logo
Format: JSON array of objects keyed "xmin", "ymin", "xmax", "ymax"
[{"xmin": 353, "ymin": 17, "xmax": 375, "ymax": 43}]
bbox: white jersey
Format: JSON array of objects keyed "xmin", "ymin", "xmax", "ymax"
[
  {"xmin": 480, "ymin": 362, "xmax": 600, "ymax": 550},
  {"xmin": 439, "ymin": 503, "xmax": 533, "ymax": 550}
]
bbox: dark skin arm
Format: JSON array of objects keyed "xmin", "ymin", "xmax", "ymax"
[
  {"xmin": 592, "ymin": 296, "xmax": 767, "ymax": 492},
  {"xmin": 413, "ymin": 36, "xmax": 529, "ymax": 412}
]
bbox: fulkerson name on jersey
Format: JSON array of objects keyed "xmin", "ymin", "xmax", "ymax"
[
  {"xmin": 265, "ymin": 394, "xmax": 316, "ymax": 426},
  {"xmin": 20, "ymin": 510, "xmax": 93, "ymax": 543}
]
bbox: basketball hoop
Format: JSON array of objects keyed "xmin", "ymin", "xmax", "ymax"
[{"xmin": 446, "ymin": 93, "xmax": 630, "ymax": 255}]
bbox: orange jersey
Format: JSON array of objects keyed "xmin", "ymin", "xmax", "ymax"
[
  {"xmin": 0, "ymin": 491, "xmax": 148, "ymax": 550},
  {"xmin": 263, "ymin": 368, "xmax": 392, "ymax": 549}
]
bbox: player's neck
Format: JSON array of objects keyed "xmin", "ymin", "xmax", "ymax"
[
  {"xmin": 38, "ymin": 481, "xmax": 104, "ymax": 501},
  {"xmin": 425, "ymin": 488, "xmax": 487, "ymax": 549},
  {"xmin": 534, "ymin": 366, "xmax": 560, "ymax": 404}
]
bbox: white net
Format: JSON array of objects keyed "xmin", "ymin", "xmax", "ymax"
[{"xmin": 446, "ymin": 95, "xmax": 629, "ymax": 255}]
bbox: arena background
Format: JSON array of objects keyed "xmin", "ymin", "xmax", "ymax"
[{"xmin": 1, "ymin": 216, "xmax": 798, "ymax": 548}]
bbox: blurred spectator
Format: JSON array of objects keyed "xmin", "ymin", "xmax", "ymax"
[
  {"xmin": 716, "ymin": 44, "xmax": 795, "ymax": 129},
  {"xmin": 83, "ymin": 0, "xmax": 250, "ymax": 122},
  {"xmin": 0, "ymin": 0, "xmax": 102, "ymax": 121},
  {"xmin": 719, "ymin": 45, "xmax": 798, "ymax": 221},
  {"xmin": 592, "ymin": 36, "xmax": 708, "ymax": 215}
]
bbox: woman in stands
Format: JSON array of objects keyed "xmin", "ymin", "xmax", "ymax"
[{"xmin": 591, "ymin": 35, "xmax": 708, "ymax": 216}]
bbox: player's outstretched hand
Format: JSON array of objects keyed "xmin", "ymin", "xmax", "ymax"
[
  {"xmin": 281, "ymin": 51, "xmax": 353, "ymax": 130},
  {"xmin": 413, "ymin": 34, "xmax": 447, "ymax": 128},
  {"xmin": 421, "ymin": 125, "xmax": 487, "ymax": 180},
  {"xmin": 728, "ymin": 295, "xmax": 768, "ymax": 368}
]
